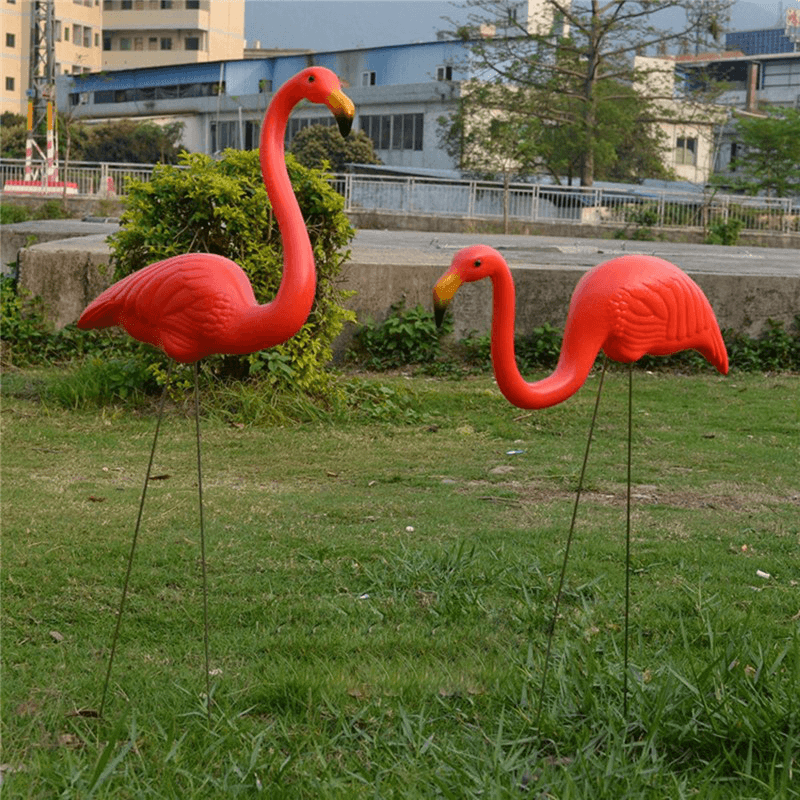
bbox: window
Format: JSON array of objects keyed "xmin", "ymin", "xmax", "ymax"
[
  {"xmin": 134, "ymin": 37, "xmax": 143, "ymax": 50},
  {"xmin": 186, "ymin": 0, "xmax": 200, "ymax": 7},
  {"xmin": 437, "ymin": 65, "xmax": 453, "ymax": 81},
  {"xmin": 120, "ymin": 37, "xmax": 131, "ymax": 50},
  {"xmin": 5, "ymin": 77, "xmax": 14, "ymax": 91},
  {"xmin": 161, "ymin": 0, "xmax": 172, "ymax": 7},
  {"xmin": 95, "ymin": 33, "xmax": 100, "ymax": 46},
  {"xmin": 729, "ymin": 142, "xmax": 738, "ymax": 172},
  {"xmin": 284, "ymin": 115, "xmax": 337, "ymax": 144},
  {"xmin": 6, "ymin": 33, "xmax": 15, "ymax": 47},
  {"xmin": 160, "ymin": 37, "xmax": 172, "ymax": 50},
  {"xmin": 121, "ymin": 0, "xmax": 132, "ymax": 7},
  {"xmin": 360, "ymin": 113, "xmax": 424, "ymax": 151},
  {"xmin": 675, "ymin": 136, "xmax": 697, "ymax": 166},
  {"xmin": 361, "ymin": 71, "xmax": 376, "ymax": 87},
  {"xmin": 211, "ymin": 120, "xmax": 240, "ymax": 152},
  {"xmin": 64, "ymin": 26, "xmax": 69, "ymax": 41},
  {"xmin": 83, "ymin": 27, "xmax": 91, "ymax": 47},
  {"xmin": 148, "ymin": 37, "xmax": 158, "ymax": 50},
  {"xmin": 73, "ymin": 26, "xmax": 81, "ymax": 45},
  {"xmin": 103, "ymin": 36, "xmax": 112, "ymax": 50},
  {"xmin": 185, "ymin": 37, "xmax": 200, "ymax": 50},
  {"xmin": 55, "ymin": 21, "xmax": 62, "ymax": 40}
]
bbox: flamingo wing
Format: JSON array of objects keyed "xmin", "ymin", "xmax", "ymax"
[
  {"xmin": 606, "ymin": 270, "xmax": 728, "ymax": 374},
  {"xmin": 78, "ymin": 253, "xmax": 258, "ymax": 363}
]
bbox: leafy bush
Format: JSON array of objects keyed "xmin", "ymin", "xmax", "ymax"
[
  {"xmin": 349, "ymin": 301, "xmax": 453, "ymax": 369},
  {"xmin": 705, "ymin": 218, "xmax": 744, "ymax": 246},
  {"xmin": 0, "ymin": 200, "xmax": 71, "ymax": 226},
  {"xmin": 289, "ymin": 125, "xmax": 381, "ymax": 172},
  {"xmin": 349, "ymin": 298, "xmax": 800, "ymax": 375},
  {"xmin": 109, "ymin": 149, "xmax": 356, "ymax": 395}
]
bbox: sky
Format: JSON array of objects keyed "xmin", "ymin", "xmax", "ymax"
[{"xmin": 244, "ymin": 1, "xmax": 797, "ymax": 52}]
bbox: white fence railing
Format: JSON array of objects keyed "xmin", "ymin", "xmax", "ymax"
[{"xmin": 3, "ymin": 158, "xmax": 799, "ymax": 235}]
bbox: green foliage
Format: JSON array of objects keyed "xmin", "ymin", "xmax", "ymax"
[
  {"xmin": 0, "ymin": 204, "xmax": 30, "ymax": 225},
  {"xmin": 0, "ymin": 113, "xmax": 184, "ymax": 164},
  {"xmin": 348, "ymin": 301, "xmax": 453, "ymax": 369},
  {"xmin": 349, "ymin": 297, "xmax": 799, "ymax": 375},
  {"xmin": 78, "ymin": 119, "xmax": 185, "ymax": 165},
  {"xmin": 705, "ymin": 217, "xmax": 744, "ymax": 245},
  {"xmin": 108, "ymin": 148, "xmax": 356, "ymax": 394},
  {"xmin": 0, "ymin": 200, "xmax": 71, "ymax": 226},
  {"xmin": 289, "ymin": 125, "xmax": 381, "ymax": 172},
  {"xmin": 725, "ymin": 107, "xmax": 800, "ymax": 198}
]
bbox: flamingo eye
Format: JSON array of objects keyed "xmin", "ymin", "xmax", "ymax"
[
  {"xmin": 308, "ymin": 74, "xmax": 315, "ymax": 83},
  {"xmin": 473, "ymin": 259, "xmax": 481, "ymax": 268}
]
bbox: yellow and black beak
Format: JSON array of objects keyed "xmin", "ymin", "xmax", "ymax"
[
  {"xmin": 326, "ymin": 88, "xmax": 355, "ymax": 137},
  {"xmin": 433, "ymin": 271, "xmax": 462, "ymax": 328}
]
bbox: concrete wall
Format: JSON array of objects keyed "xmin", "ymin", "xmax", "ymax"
[{"xmin": 15, "ymin": 233, "xmax": 799, "ymax": 358}]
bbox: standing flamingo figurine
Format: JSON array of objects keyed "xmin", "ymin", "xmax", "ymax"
[
  {"xmin": 78, "ymin": 67, "xmax": 354, "ymax": 719},
  {"xmin": 433, "ymin": 244, "xmax": 728, "ymax": 722}
]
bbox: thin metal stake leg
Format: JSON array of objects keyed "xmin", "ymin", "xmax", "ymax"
[
  {"xmin": 194, "ymin": 362, "xmax": 211, "ymax": 724},
  {"xmin": 99, "ymin": 361, "xmax": 173, "ymax": 719},
  {"xmin": 623, "ymin": 364, "xmax": 633, "ymax": 722},
  {"xmin": 535, "ymin": 357, "xmax": 608, "ymax": 734}
]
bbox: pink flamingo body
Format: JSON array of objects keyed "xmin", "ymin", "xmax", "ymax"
[
  {"xmin": 434, "ymin": 245, "xmax": 728, "ymax": 409},
  {"xmin": 77, "ymin": 67, "xmax": 355, "ymax": 363}
]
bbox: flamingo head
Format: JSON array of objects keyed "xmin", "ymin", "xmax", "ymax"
[
  {"xmin": 433, "ymin": 245, "xmax": 506, "ymax": 328},
  {"xmin": 291, "ymin": 67, "xmax": 355, "ymax": 137}
]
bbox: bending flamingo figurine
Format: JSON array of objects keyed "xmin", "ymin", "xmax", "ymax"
[
  {"xmin": 78, "ymin": 67, "xmax": 354, "ymax": 720},
  {"xmin": 433, "ymin": 244, "xmax": 728, "ymax": 724},
  {"xmin": 433, "ymin": 244, "xmax": 728, "ymax": 405}
]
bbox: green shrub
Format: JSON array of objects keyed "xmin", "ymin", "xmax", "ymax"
[
  {"xmin": 0, "ymin": 204, "xmax": 30, "ymax": 225},
  {"xmin": 348, "ymin": 298, "xmax": 799, "ymax": 376},
  {"xmin": 349, "ymin": 301, "xmax": 453, "ymax": 369},
  {"xmin": 705, "ymin": 218, "xmax": 744, "ymax": 246},
  {"xmin": 108, "ymin": 149, "xmax": 356, "ymax": 395}
]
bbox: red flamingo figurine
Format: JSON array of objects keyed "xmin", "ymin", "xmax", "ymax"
[
  {"xmin": 433, "ymin": 244, "xmax": 728, "ymax": 404},
  {"xmin": 433, "ymin": 244, "xmax": 729, "ymax": 724},
  {"xmin": 78, "ymin": 67, "xmax": 355, "ymax": 361},
  {"xmin": 80, "ymin": 67, "xmax": 354, "ymax": 720}
]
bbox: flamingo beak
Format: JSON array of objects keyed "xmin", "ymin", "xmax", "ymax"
[
  {"xmin": 433, "ymin": 271, "xmax": 462, "ymax": 328},
  {"xmin": 326, "ymin": 89, "xmax": 355, "ymax": 137}
]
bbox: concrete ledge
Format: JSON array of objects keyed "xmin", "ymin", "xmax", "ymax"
[{"xmin": 14, "ymin": 229, "xmax": 800, "ymax": 350}]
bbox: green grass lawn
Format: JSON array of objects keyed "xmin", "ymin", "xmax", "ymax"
[{"xmin": 2, "ymin": 368, "xmax": 798, "ymax": 798}]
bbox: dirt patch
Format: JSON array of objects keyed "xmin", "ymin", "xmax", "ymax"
[{"xmin": 462, "ymin": 478, "xmax": 799, "ymax": 513}]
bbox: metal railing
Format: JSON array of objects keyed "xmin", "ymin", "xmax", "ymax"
[
  {"xmin": 3, "ymin": 158, "xmax": 799, "ymax": 235},
  {"xmin": 331, "ymin": 173, "xmax": 800, "ymax": 236}
]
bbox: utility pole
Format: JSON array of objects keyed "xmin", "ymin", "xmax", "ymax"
[{"xmin": 24, "ymin": 0, "xmax": 57, "ymax": 186}]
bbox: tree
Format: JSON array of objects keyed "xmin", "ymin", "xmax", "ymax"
[
  {"xmin": 289, "ymin": 125, "xmax": 381, "ymax": 172},
  {"xmin": 727, "ymin": 108, "xmax": 800, "ymax": 198},
  {"xmin": 445, "ymin": 0, "xmax": 733, "ymax": 186},
  {"xmin": 0, "ymin": 115, "xmax": 184, "ymax": 164},
  {"xmin": 79, "ymin": 119, "xmax": 184, "ymax": 164}
]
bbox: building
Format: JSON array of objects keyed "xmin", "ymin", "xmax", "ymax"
[
  {"xmin": 676, "ymin": 49, "xmax": 800, "ymax": 177},
  {"xmin": 725, "ymin": 28, "xmax": 797, "ymax": 56},
  {"xmin": 57, "ymin": 40, "xmax": 473, "ymax": 171},
  {"xmin": 100, "ymin": 0, "xmax": 244, "ymax": 71},
  {"xmin": 2, "ymin": 0, "xmax": 103, "ymax": 116},
  {"xmin": 1, "ymin": 0, "xmax": 243, "ymax": 117},
  {"xmin": 634, "ymin": 56, "xmax": 726, "ymax": 185}
]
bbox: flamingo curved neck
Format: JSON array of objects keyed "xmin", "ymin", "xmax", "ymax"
[
  {"xmin": 238, "ymin": 81, "xmax": 316, "ymax": 350},
  {"xmin": 489, "ymin": 268, "xmax": 595, "ymax": 410}
]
